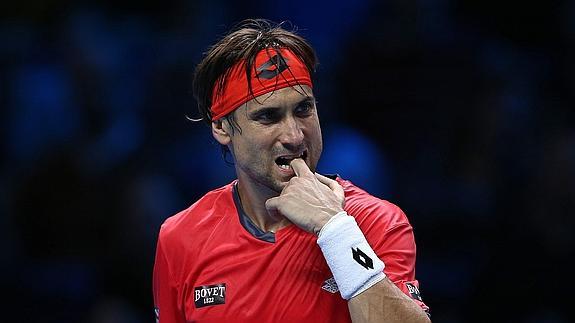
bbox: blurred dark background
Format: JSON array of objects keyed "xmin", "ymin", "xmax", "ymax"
[{"xmin": 1, "ymin": 0, "xmax": 574, "ymax": 322}]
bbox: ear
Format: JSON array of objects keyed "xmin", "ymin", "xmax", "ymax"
[{"xmin": 212, "ymin": 119, "xmax": 231, "ymax": 145}]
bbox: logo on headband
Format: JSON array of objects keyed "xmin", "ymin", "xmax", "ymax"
[{"xmin": 256, "ymin": 54, "xmax": 289, "ymax": 79}]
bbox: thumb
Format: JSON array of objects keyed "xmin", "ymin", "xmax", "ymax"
[{"xmin": 315, "ymin": 173, "xmax": 345, "ymax": 201}]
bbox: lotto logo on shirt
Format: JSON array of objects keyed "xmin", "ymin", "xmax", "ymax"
[{"xmin": 194, "ymin": 283, "xmax": 226, "ymax": 308}]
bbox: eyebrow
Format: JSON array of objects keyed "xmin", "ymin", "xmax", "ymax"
[
  {"xmin": 248, "ymin": 96, "xmax": 315, "ymax": 116},
  {"xmin": 297, "ymin": 96, "xmax": 316, "ymax": 106}
]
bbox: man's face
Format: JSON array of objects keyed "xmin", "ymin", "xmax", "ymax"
[{"xmin": 217, "ymin": 85, "xmax": 322, "ymax": 194}]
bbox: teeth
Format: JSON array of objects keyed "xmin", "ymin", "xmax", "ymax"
[{"xmin": 276, "ymin": 152, "xmax": 306, "ymax": 169}]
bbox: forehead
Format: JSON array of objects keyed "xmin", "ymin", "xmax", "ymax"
[{"xmin": 245, "ymin": 85, "xmax": 314, "ymax": 110}]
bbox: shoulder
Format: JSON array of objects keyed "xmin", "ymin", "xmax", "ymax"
[
  {"xmin": 158, "ymin": 182, "xmax": 236, "ymax": 249},
  {"xmin": 336, "ymin": 177, "xmax": 411, "ymax": 232}
]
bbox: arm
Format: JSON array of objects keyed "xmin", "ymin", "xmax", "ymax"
[
  {"xmin": 317, "ymin": 212, "xmax": 430, "ymax": 323},
  {"xmin": 153, "ymin": 238, "xmax": 186, "ymax": 323},
  {"xmin": 348, "ymin": 278, "xmax": 430, "ymax": 323},
  {"xmin": 266, "ymin": 159, "xmax": 429, "ymax": 323},
  {"xmin": 348, "ymin": 206, "xmax": 430, "ymax": 322}
]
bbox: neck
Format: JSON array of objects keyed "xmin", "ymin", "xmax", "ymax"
[{"xmin": 236, "ymin": 177, "xmax": 291, "ymax": 233}]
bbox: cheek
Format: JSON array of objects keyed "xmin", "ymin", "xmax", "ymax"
[
  {"xmin": 307, "ymin": 124, "xmax": 323, "ymax": 158},
  {"xmin": 233, "ymin": 132, "xmax": 271, "ymax": 159},
  {"xmin": 306, "ymin": 122, "xmax": 323, "ymax": 144}
]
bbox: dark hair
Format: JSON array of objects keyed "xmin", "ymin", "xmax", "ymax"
[{"xmin": 192, "ymin": 19, "xmax": 318, "ymax": 127}]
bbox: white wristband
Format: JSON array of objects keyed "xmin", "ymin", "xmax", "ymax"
[{"xmin": 317, "ymin": 211, "xmax": 386, "ymax": 300}]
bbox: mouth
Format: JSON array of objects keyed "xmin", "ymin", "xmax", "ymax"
[{"xmin": 275, "ymin": 150, "xmax": 308, "ymax": 170}]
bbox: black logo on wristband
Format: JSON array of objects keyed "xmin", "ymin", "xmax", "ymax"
[{"xmin": 352, "ymin": 247, "xmax": 374, "ymax": 270}]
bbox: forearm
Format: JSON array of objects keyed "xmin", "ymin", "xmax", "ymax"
[{"xmin": 348, "ymin": 278, "xmax": 430, "ymax": 323}]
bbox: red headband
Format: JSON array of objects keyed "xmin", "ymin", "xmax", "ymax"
[{"xmin": 210, "ymin": 47, "xmax": 313, "ymax": 121}]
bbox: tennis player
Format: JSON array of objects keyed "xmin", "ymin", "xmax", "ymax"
[{"xmin": 153, "ymin": 19, "xmax": 430, "ymax": 323}]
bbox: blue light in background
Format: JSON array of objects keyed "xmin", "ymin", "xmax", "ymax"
[{"xmin": 319, "ymin": 125, "xmax": 392, "ymax": 198}]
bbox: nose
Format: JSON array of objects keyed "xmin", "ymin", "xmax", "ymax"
[{"xmin": 278, "ymin": 116, "xmax": 304, "ymax": 149}]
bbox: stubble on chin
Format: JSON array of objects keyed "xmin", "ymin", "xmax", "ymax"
[
  {"xmin": 267, "ymin": 176, "xmax": 289, "ymax": 194},
  {"xmin": 254, "ymin": 173, "xmax": 286, "ymax": 196}
]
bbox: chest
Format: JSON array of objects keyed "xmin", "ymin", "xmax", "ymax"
[{"xmin": 181, "ymin": 229, "xmax": 350, "ymax": 323}]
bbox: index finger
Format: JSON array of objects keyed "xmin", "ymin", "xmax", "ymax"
[{"xmin": 290, "ymin": 158, "xmax": 314, "ymax": 178}]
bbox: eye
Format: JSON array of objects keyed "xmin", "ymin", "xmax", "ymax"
[
  {"xmin": 253, "ymin": 109, "xmax": 280, "ymax": 123},
  {"xmin": 295, "ymin": 100, "xmax": 315, "ymax": 117}
]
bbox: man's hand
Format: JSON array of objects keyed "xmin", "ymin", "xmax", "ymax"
[{"xmin": 265, "ymin": 158, "xmax": 345, "ymax": 234}]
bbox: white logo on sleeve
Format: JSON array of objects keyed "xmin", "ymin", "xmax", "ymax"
[{"xmin": 321, "ymin": 277, "xmax": 339, "ymax": 294}]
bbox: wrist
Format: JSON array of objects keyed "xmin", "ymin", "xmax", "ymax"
[
  {"xmin": 313, "ymin": 209, "xmax": 345, "ymax": 236},
  {"xmin": 316, "ymin": 212, "xmax": 386, "ymax": 300}
]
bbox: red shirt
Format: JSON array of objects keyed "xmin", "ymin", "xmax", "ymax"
[{"xmin": 153, "ymin": 178, "xmax": 428, "ymax": 322}]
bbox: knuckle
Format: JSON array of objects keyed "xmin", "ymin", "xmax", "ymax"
[{"xmin": 289, "ymin": 177, "xmax": 301, "ymax": 185}]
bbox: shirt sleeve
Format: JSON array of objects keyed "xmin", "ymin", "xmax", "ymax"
[
  {"xmin": 376, "ymin": 222, "xmax": 430, "ymax": 314},
  {"xmin": 153, "ymin": 237, "xmax": 186, "ymax": 323},
  {"xmin": 350, "ymin": 198, "xmax": 430, "ymax": 314}
]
